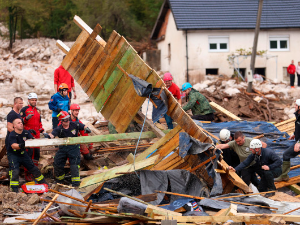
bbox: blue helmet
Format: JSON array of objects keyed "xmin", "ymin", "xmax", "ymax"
[{"xmin": 182, "ymin": 82, "xmax": 192, "ymax": 91}]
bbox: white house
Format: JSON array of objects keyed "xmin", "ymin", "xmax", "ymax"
[{"xmin": 150, "ymin": 0, "xmax": 300, "ymax": 86}]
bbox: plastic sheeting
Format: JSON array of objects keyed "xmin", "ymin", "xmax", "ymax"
[
  {"xmin": 201, "ymin": 121, "xmax": 300, "ymax": 177},
  {"xmin": 117, "ymin": 197, "xmax": 147, "ymax": 215},
  {"xmin": 140, "ymin": 170, "xmax": 206, "ymax": 205}
]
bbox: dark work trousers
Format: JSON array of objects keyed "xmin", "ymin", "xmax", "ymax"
[
  {"xmin": 298, "ymin": 74, "xmax": 300, "ymax": 87},
  {"xmin": 222, "ymin": 148, "xmax": 240, "ymax": 168},
  {"xmin": 52, "ymin": 117, "xmax": 59, "ymax": 129},
  {"xmin": 283, "ymin": 143, "xmax": 299, "ymax": 161},
  {"xmin": 8, "ymin": 151, "xmax": 44, "ymax": 192},
  {"xmin": 164, "ymin": 114, "xmax": 173, "ymax": 129},
  {"xmin": 290, "ymin": 74, "xmax": 295, "ymax": 86},
  {"xmin": 240, "ymin": 168, "xmax": 260, "ymax": 187},
  {"xmin": 54, "ymin": 144, "xmax": 81, "ymax": 186},
  {"xmin": 191, "ymin": 113, "xmax": 214, "ymax": 121}
]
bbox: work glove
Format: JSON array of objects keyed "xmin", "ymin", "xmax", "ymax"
[
  {"xmin": 84, "ymin": 127, "xmax": 91, "ymax": 134},
  {"xmin": 18, "ymin": 143, "xmax": 25, "ymax": 150},
  {"xmin": 57, "ymin": 108, "xmax": 62, "ymax": 113},
  {"xmin": 39, "ymin": 128, "xmax": 44, "ymax": 133},
  {"xmin": 25, "ymin": 114, "xmax": 33, "ymax": 120},
  {"xmin": 29, "ymin": 129, "xmax": 37, "ymax": 135},
  {"xmin": 43, "ymin": 133, "xmax": 51, "ymax": 139}
]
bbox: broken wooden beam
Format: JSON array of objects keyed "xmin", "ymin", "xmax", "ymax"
[
  {"xmin": 209, "ymin": 101, "xmax": 242, "ymax": 121},
  {"xmin": 275, "ymin": 175, "xmax": 300, "ymax": 189},
  {"xmin": 25, "ymin": 130, "xmax": 170, "ymax": 148}
]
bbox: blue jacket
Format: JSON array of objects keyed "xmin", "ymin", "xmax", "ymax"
[
  {"xmin": 48, "ymin": 92, "xmax": 70, "ymax": 117},
  {"xmin": 235, "ymin": 148, "xmax": 282, "ymax": 172}
]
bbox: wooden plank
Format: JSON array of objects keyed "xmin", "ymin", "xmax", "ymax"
[
  {"xmin": 25, "ymin": 130, "xmax": 170, "ymax": 148},
  {"xmin": 94, "ymin": 46, "xmax": 135, "ymax": 112},
  {"xmin": 80, "ymin": 155, "xmax": 159, "ymax": 188},
  {"xmin": 56, "ymin": 40, "xmax": 70, "ymax": 54},
  {"xmin": 86, "ymin": 33, "xmax": 123, "ymax": 97},
  {"xmin": 289, "ymin": 184, "xmax": 300, "ymax": 195},
  {"xmin": 145, "ymin": 205, "xmax": 181, "ymax": 217},
  {"xmin": 61, "ymin": 30, "xmax": 90, "ymax": 70},
  {"xmin": 275, "ymin": 175, "xmax": 300, "ymax": 189},
  {"xmin": 210, "ymin": 101, "xmax": 242, "ymax": 121},
  {"xmin": 153, "ymin": 132, "xmax": 180, "ymax": 162},
  {"xmin": 151, "ymin": 152, "xmax": 179, "ymax": 170},
  {"xmin": 135, "ymin": 125, "xmax": 181, "ymax": 162},
  {"xmin": 73, "ymin": 15, "xmax": 106, "ymax": 47},
  {"xmin": 275, "ymin": 117, "xmax": 296, "ymax": 127},
  {"xmin": 165, "ymin": 158, "xmax": 185, "ymax": 170}
]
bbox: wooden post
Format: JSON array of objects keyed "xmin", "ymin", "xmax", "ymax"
[{"xmin": 33, "ymin": 194, "xmax": 59, "ymax": 225}]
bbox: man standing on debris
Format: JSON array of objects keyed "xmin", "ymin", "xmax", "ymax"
[
  {"xmin": 216, "ymin": 131, "xmax": 267, "ymax": 186},
  {"xmin": 58, "ymin": 104, "xmax": 94, "ymax": 160},
  {"xmin": 54, "ymin": 56, "xmax": 76, "ymax": 100},
  {"xmin": 44, "ymin": 111, "xmax": 91, "ymax": 187},
  {"xmin": 49, "ymin": 83, "xmax": 70, "ymax": 129},
  {"xmin": 181, "ymin": 82, "xmax": 215, "ymax": 121},
  {"xmin": 20, "ymin": 93, "xmax": 44, "ymax": 181},
  {"xmin": 275, "ymin": 99, "xmax": 300, "ymax": 182},
  {"xmin": 163, "ymin": 73, "xmax": 181, "ymax": 129},
  {"xmin": 7, "ymin": 118, "xmax": 47, "ymax": 192},
  {"xmin": 287, "ymin": 60, "xmax": 296, "ymax": 88},
  {"xmin": 5, "ymin": 97, "xmax": 23, "ymax": 148},
  {"xmin": 229, "ymin": 139, "xmax": 282, "ymax": 195},
  {"xmin": 219, "ymin": 129, "xmax": 239, "ymax": 168}
]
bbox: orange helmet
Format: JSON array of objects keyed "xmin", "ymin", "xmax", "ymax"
[
  {"xmin": 70, "ymin": 104, "xmax": 80, "ymax": 110},
  {"xmin": 58, "ymin": 83, "xmax": 69, "ymax": 90},
  {"xmin": 57, "ymin": 111, "xmax": 70, "ymax": 120}
]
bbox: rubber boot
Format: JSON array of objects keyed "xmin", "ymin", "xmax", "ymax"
[{"xmin": 274, "ymin": 161, "xmax": 290, "ymax": 182}]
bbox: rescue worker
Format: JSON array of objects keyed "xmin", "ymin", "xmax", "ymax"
[
  {"xmin": 163, "ymin": 73, "xmax": 181, "ymax": 129},
  {"xmin": 216, "ymin": 131, "xmax": 267, "ymax": 186},
  {"xmin": 181, "ymin": 82, "xmax": 215, "ymax": 121},
  {"xmin": 275, "ymin": 99, "xmax": 300, "ymax": 181},
  {"xmin": 6, "ymin": 97, "xmax": 23, "ymax": 148},
  {"xmin": 48, "ymin": 83, "xmax": 70, "ymax": 129},
  {"xmin": 58, "ymin": 104, "xmax": 94, "ymax": 160},
  {"xmin": 20, "ymin": 93, "xmax": 44, "ymax": 181},
  {"xmin": 44, "ymin": 111, "xmax": 91, "ymax": 187},
  {"xmin": 7, "ymin": 118, "xmax": 47, "ymax": 192},
  {"xmin": 219, "ymin": 129, "xmax": 239, "ymax": 168},
  {"xmin": 229, "ymin": 139, "xmax": 282, "ymax": 196}
]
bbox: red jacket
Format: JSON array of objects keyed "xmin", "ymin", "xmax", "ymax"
[
  {"xmin": 288, "ymin": 64, "xmax": 296, "ymax": 74},
  {"xmin": 20, "ymin": 105, "xmax": 44, "ymax": 138},
  {"xmin": 54, "ymin": 65, "xmax": 75, "ymax": 93}
]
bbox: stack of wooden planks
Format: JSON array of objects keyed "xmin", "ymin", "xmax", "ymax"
[{"xmin": 275, "ymin": 117, "xmax": 295, "ymax": 136}]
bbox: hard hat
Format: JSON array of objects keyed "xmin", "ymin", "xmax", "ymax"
[
  {"xmin": 296, "ymin": 99, "xmax": 300, "ymax": 106},
  {"xmin": 58, "ymin": 83, "xmax": 69, "ymax": 90},
  {"xmin": 57, "ymin": 111, "xmax": 70, "ymax": 120},
  {"xmin": 219, "ymin": 129, "xmax": 231, "ymax": 141},
  {"xmin": 28, "ymin": 93, "xmax": 38, "ymax": 99},
  {"xmin": 163, "ymin": 73, "xmax": 173, "ymax": 81},
  {"xmin": 250, "ymin": 139, "xmax": 262, "ymax": 149},
  {"xmin": 182, "ymin": 82, "xmax": 192, "ymax": 91},
  {"xmin": 70, "ymin": 104, "xmax": 80, "ymax": 110}
]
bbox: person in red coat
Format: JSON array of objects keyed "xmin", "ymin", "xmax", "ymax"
[
  {"xmin": 287, "ymin": 60, "xmax": 296, "ymax": 88},
  {"xmin": 20, "ymin": 93, "xmax": 44, "ymax": 181},
  {"xmin": 163, "ymin": 73, "xmax": 182, "ymax": 129},
  {"xmin": 54, "ymin": 56, "xmax": 77, "ymax": 100}
]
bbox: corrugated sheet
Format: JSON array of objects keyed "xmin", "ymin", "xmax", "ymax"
[{"xmin": 169, "ymin": 0, "xmax": 300, "ymax": 30}]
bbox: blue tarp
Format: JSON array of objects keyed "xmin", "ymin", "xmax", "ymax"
[{"xmin": 200, "ymin": 121, "xmax": 300, "ymax": 178}]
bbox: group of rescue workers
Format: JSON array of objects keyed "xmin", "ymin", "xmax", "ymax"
[{"xmin": 5, "ymin": 67, "xmax": 300, "ymax": 194}]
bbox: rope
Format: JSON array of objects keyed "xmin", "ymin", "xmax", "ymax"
[{"xmin": 133, "ymin": 93, "xmax": 151, "ymax": 178}]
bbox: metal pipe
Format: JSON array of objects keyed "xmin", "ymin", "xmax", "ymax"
[{"xmin": 186, "ymin": 30, "xmax": 189, "ymax": 82}]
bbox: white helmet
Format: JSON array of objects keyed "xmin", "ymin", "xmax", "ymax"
[
  {"xmin": 28, "ymin": 93, "xmax": 38, "ymax": 99},
  {"xmin": 250, "ymin": 139, "xmax": 262, "ymax": 149},
  {"xmin": 296, "ymin": 99, "xmax": 300, "ymax": 106},
  {"xmin": 219, "ymin": 129, "xmax": 231, "ymax": 141}
]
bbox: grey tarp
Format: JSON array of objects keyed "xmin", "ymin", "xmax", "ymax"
[
  {"xmin": 129, "ymin": 74, "xmax": 152, "ymax": 97},
  {"xmin": 140, "ymin": 170, "xmax": 206, "ymax": 205}
]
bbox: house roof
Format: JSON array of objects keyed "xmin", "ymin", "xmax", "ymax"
[{"xmin": 151, "ymin": 0, "xmax": 300, "ymax": 39}]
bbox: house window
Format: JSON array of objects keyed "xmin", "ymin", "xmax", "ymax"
[
  {"xmin": 208, "ymin": 36, "xmax": 229, "ymax": 52},
  {"xmin": 269, "ymin": 36, "xmax": 289, "ymax": 51},
  {"xmin": 206, "ymin": 68, "xmax": 218, "ymax": 75}
]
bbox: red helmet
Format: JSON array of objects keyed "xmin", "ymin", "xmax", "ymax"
[
  {"xmin": 163, "ymin": 73, "xmax": 173, "ymax": 81},
  {"xmin": 57, "ymin": 111, "xmax": 70, "ymax": 120},
  {"xmin": 70, "ymin": 104, "xmax": 80, "ymax": 110}
]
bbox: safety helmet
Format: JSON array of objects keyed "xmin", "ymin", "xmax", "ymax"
[
  {"xmin": 219, "ymin": 129, "xmax": 231, "ymax": 141},
  {"xmin": 163, "ymin": 73, "xmax": 173, "ymax": 81},
  {"xmin": 58, "ymin": 83, "xmax": 69, "ymax": 90},
  {"xmin": 28, "ymin": 93, "xmax": 38, "ymax": 99},
  {"xmin": 57, "ymin": 111, "xmax": 70, "ymax": 120},
  {"xmin": 296, "ymin": 99, "xmax": 300, "ymax": 106},
  {"xmin": 182, "ymin": 82, "xmax": 192, "ymax": 91},
  {"xmin": 70, "ymin": 104, "xmax": 80, "ymax": 110},
  {"xmin": 250, "ymin": 139, "xmax": 262, "ymax": 149}
]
